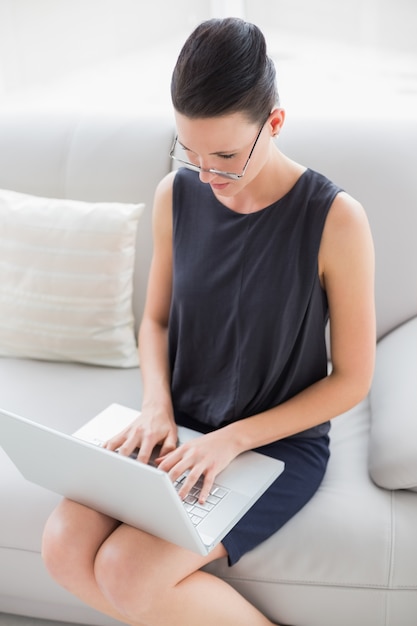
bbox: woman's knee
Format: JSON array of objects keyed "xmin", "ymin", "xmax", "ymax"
[
  {"xmin": 42, "ymin": 504, "xmax": 74, "ymax": 580},
  {"xmin": 42, "ymin": 499, "xmax": 118, "ymax": 586},
  {"xmin": 94, "ymin": 530, "xmax": 160, "ymax": 622}
]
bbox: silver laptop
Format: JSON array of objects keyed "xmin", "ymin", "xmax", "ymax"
[{"xmin": 0, "ymin": 403, "xmax": 284, "ymax": 555}]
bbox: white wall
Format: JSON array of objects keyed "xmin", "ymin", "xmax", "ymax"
[
  {"xmin": 0, "ymin": 0, "xmax": 415, "ymax": 118},
  {"xmin": 246, "ymin": 0, "xmax": 417, "ymax": 118},
  {"xmin": 247, "ymin": 0, "xmax": 417, "ymax": 56},
  {"xmin": 0, "ymin": 0, "xmax": 209, "ymax": 96}
]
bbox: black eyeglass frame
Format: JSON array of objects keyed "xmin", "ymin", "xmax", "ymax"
[{"xmin": 169, "ymin": 120, "xmax": 267, "ymax": 181}]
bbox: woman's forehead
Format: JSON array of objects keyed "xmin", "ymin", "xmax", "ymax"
[{"xmin": 174, "ymin": 111, "xmax": 257, "ymax": 151}]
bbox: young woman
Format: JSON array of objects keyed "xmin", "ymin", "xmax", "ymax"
[{"xmin": 42, "ymin": 18, "xmax": 375, "ymax": 626}]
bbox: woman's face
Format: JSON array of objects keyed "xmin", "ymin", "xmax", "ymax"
[{"xmin": 173, "ymin": 110, "xmax": 282, "ymax": 200}]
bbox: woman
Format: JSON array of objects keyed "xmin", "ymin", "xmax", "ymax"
[{"xmin": 42, "ymin": 18, "xmax": 375, "ymax": 626}]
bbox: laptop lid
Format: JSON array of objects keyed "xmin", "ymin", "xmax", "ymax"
[{"xmin": 0, "ymin": 404, "xmax": 284, "ymax": 555}]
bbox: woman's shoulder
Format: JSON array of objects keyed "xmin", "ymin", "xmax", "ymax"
[
  {"xmin": 325, "ymin": 191, "xmax": 369, "ymax": 236},
  {"xmin": 152, "ymin": 171, "xmax": 178, "ymax": 236},
  {"xmin": 154, "ymin": 168, "xmax": 199, "ymax": 206},
  {"xmin": 155, "ymin": 170, "xmax": 177, "ymax": 199},
  {"xmin": 319, "ymin": 190, "xmax": 373, "ymax": 281}
]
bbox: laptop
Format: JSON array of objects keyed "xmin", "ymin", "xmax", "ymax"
[{"xmin": 0, "ymin": 403, "xmax": 284, "ymax": 555}]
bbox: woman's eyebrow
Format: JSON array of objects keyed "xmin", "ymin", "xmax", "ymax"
[
  {"xmin": 178, "ymin": 139, "xmax": 193, "ymax": 151},
  {"xmin": 210, "ymin": 148, "xmax": 239, "ymax": 155},
  {"xmin": 178, "ymin": 139, "xmax": 239, "ymax": 155}
]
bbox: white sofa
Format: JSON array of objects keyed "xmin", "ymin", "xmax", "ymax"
[{"xmin": 0, "ymin": 109, "xmax": 416, "ymax": 626}]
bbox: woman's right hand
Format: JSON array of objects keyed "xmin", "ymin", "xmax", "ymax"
[{"xmin": 103, "ymin": 403, "xmax": 178, "ymax": 465}]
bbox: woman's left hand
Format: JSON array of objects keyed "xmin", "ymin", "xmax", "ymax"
[{"xmin": 156, "ymin": 429, "xmax": 239, "ymax": 504}]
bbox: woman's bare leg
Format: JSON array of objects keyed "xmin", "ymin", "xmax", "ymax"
[
  {"xmin": 94, "ymin": 522, "xmax": 275, "ymax": 626},
  {"xmin": 42, "ymin": 499, "xmax": 134, "ymax": 624},
  {"xmin": 42, "ymin": 498, "xmax": 276, "ymax": 626}
]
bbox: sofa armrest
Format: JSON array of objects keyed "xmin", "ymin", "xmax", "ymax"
[{"xmin": 369, "ymin": 316, "xmax": 417, "ymax": 491}]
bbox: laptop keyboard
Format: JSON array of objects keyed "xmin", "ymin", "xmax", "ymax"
[
  {"xmin": 174, "ymin": 474, "xmax": 229, "ymax": 526},
  {"xmin": 93, "ymin": 439, "xmax": 229, "ymax": 526}
]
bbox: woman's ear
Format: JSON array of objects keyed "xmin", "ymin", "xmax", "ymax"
[{"xmin": 269, "ymin": 108, "xmax": 285, "ymax": 137}]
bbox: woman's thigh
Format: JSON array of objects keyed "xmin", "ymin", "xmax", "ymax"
[
  {"xmin": 96, "ymin": 521, "xmax": 227, "ymax": 589},
  {"xmin": 93, "ymin": 522, "xmax": 227, "ymax": 622},
  {"xmin": 43, "ymin": 497, "xmax": 226, "ymax": 584},
  {"xmin": 42, "ymin": 498, "xmax": 121, "ymax": 578}
]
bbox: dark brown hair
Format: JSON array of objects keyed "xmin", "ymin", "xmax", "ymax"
[{"xmin": 171, "ymin": 18, "xmax": 279, "ymax": 123}]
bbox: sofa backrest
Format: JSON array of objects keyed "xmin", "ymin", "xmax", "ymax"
[
  {"xmin": 0, "ymin": 110, "xmax": 415, "ymax": 342},
  {"xmin": 280, "ymin": 115, "xmax": 417, "ymax": 340},
  {"xmin": 0, "ymin": 111, "xmax": 174, "ymax": 331}
]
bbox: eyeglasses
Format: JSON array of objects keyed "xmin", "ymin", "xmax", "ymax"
[{"xmin": 169, "ymin": 121, "xmax": 266, "ymax": 181}]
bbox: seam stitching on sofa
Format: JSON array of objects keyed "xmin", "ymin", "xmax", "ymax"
[
  {"xmin": 219, "ymin": 576, "xmax": 417, "ymax": 590},
  {"xmin": 62, "ymin": 114, "xmax": 85, "ymax": 199},
  {"xmin": 0, "ymin": 546, "xmax": 40, "ymax": 555},
  {"xmin": 384, "ymin": 490, "xmax": 396, "ymax": 625},
  {"xmin": 4, "ymin": 548, "xmax": 416, "ymax": 590},
  {"xmin": 48, "ymin": 114, "xmax": 81, "ymax": 199}
]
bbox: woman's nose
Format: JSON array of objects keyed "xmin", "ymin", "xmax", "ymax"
[{"xmin": 198, "ymin": 167, "xmax": 216, "ymax": 184}]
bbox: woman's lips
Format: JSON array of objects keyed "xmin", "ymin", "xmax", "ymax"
[{"xmin": 210, "ymin": 181, "xmax": 230, "ymax": 191}]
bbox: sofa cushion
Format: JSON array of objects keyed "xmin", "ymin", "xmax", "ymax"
[
  {"xmin": 0, "ymin": 188, "xmax": 143, "ymax": 367},
  {"xmin": 369, "ymin": 316, "xmax": 417, "ymax": 490}
]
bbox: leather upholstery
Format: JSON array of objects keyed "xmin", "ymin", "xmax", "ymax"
[{"xmin": 0, "ymin": 111, "xmax": 416, "ymax": 626}]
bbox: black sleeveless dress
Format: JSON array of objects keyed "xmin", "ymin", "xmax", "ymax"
[{"xmin": 169, "ymin": 167, "xmax": 342, "ymax": 565}]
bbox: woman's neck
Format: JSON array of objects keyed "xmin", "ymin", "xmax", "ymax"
[{"xmin": 217, "ymin": 148, "xmax": 306, "ymax": 215}]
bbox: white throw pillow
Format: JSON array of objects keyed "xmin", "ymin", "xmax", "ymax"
[
  {"xmin": 369, "ymin": 316, "xmax": 417, "ymax": 491},
  {"xmin": 0, "ymin": 188, "xmax": 144, "ymax": 367}
]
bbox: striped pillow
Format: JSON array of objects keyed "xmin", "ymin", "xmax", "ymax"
[{"xmin": 0, "ymin": 188, "xmax": 143, "ymax": 367}]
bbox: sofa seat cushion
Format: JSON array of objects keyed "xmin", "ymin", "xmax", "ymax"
[
  {"xmin": 369, "ymin": 316, "xmax": 417, "ymax": 491},
  {"xmin": 206, "ymin": 397, "xmax": 417, "ymax": 625},
  {"xmin": 0, "ymin": 188, "xmax": 144, "ymax": 367},
  {"xmin": 0, "ymin": 356, "xmax": 143, "ymax": 431}
]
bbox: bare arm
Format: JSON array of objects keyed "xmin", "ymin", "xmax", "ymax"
[
  {"xmin": 106, "ymin": 172, "xmax": 177, "ymax": 460},
  {"xmin": 138, "ymin": 173, "xmax": 175, "ymax": 423}
]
